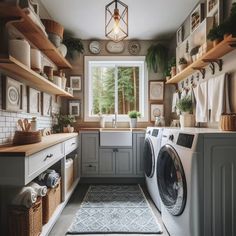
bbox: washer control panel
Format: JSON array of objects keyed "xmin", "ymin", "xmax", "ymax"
[{"xmin": 177, "ymin": 133, "xmax": 194, "ymax": 148}]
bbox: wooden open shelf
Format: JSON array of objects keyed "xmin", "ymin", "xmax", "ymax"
[
  {"xmin": 167, "ymin": 35, "xmax": 236, "ymax": 84},
  {"xmin": 0, "ymin": 55, "xmax": 73, "ymax": 97},
  {"xmin": 0, "ymin": 2, "xmax": 72, "ymax": 69}
]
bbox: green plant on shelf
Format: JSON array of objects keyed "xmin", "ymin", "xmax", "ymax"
[
  {"xmin": 128, "ymin": 110, "xmax": 141, "ymax": 118},
  {"xmin": 176, "ymin": 96, "xmax": 193, "ymax": 113}
]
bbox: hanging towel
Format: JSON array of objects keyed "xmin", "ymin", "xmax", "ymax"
[
  {"xmin": 193, "ymin": 81, "xmax": 208, "ymax": 122},
  {"xmin": 208, "ymin": 73, "xmax": 231, "ymax": 122},
  {"xmin": 38, "ymin": 169, "xmax": 60, "ymax": 188},
  {"xmin": 28, "ymin": 182, "xmax": 47, "ymax": 197},
  {"xmin": 172, "ymin": 92, "xmax": 180, "ymax": 113},
  {"xmin": 12, "ymin": 186, "xmax": 37, "ymax": 208}
]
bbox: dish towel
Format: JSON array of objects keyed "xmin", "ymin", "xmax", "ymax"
[
  {"xmin": 12, "ymin": 186, "xmax": 37, "ymax": 208},
  {"xmin": 193, "ymin": 81, "xmax": 208, "ymax": 122},
  {"xmin": 28, "ymin": 182, "xmax": 47, "ymax": 197},
  {"xmin": 172, "ymin": 92, "xmax": 180, "ymax": 113},
  {"xmin": 208, "ymin": 73, "xmax": 231, "ymax": 122}
]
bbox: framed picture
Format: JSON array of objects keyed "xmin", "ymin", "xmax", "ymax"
[
  {"xmin": 69, "ymin": 100, "xmax": 80, "ymax": 117},
  {"xmin": 41, "ymin": 92, "xmax": 52, "ymax": 116},
  {"xmin": 190, "ymin": 3, "xmax": 204, "ymax": 33},
  {"xmin": 70, "ymin": 76, "xmax": 82, "ymax": 91},
  {"xmin": 27, "ymin": 87, "xmax": 41, "ymax": 114},
  {"xmin": 207, "ymin": 0, "xmax": 223, "ymax": 25},
  {"xmin": 176, "ymin": 26, "xmax": 183, "ymax": 45},
  {"xmin": 149, "ymin": 81, "xmax": 164, "ymax": 101},
  {"xmin": 150, "ymin": 104, "xmax": 164, "ymax": 122},
  {"xmin": 2, "ymin": 76, "xmax": 23, "ymax": 112}
]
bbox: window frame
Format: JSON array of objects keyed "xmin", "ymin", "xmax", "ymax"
[{"xmin": 84, "ymin": 56, "xmax": 148, "ymax": 122}]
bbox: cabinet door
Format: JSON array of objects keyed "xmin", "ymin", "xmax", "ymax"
[
  {"xmin": 81, "ymin": 133, "xmax": 99, "ymax": 163},
  {"xmin": 116, "ymin": 149, "xmax": 133, "ymax": 175},
  {"xmin": 136, "ymin": 133, "xmax": 145, "ymax": 176},
  {"xmin": 99, "ymin": 149, "xmax": 116, "ymax": 176}
]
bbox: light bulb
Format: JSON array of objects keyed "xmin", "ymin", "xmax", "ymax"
[{"xmin": 113, "ymin": 19, "xmax": 120, "ymax": 35}]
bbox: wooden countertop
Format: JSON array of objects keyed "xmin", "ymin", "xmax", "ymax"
[
  {"xmin": 0, "ymin": 133, "xmax": 78, "ymax": 157},
  {"xmin": 79, "ymin": 128, "xmax": 146, "ymax": 132}
]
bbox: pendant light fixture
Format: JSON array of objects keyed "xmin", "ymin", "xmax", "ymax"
[{"xmin": 105, "ymin": 0, "xmax": 128, "ymax": 42}]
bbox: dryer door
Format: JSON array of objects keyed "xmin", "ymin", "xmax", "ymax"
[
  {"xmin": 143, "ymin": 137, "xmax": 155, "ymax": 178},
  {"xmin": 157, "ymin": 144, "xmax": 187, "ymax": 216}
]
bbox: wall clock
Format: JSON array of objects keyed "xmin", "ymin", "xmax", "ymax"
[
  {"xmin": 89, "ymin": 41, "xmax": 101, "ymax": 54},
  {"xmin": 106, "ymin": 41, "xmax": 125, "ymax": 53},
  {"xmin": 128, "ymin": 41, "xmax": 141, "ymax": 55}
]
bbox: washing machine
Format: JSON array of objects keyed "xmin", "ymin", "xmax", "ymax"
[
  {"xmin": 144, "ymin": 127, "xmax": 163, "ymax": 211},
  {"xmin": 157, "ymin": 128, "xmax": 236, "ymax": 236}
]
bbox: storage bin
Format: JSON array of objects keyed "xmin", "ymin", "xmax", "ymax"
[
  {"xmin": 65, "ymin": 158, "xmax": 74, "ymax": 193},
  {"xmin": 220, "ymin": 113, "xmax": 236, "ymax": 131},
  {"xmin": 8, "ymin": 197, "xmax": 42, "ymax": 236},
  {"xmin": 42, "ymin": 178, "xmax": 61, "ymax": 224}
]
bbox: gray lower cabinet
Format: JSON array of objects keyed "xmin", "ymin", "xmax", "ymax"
[
  {"xmin": 99, "ymin": 149, "xmax": 116, "ymax": 175},
  {"xmin": 115, "ymin": 149, "xmax": 133, "ymax": 175},
  {"xmin": 136, "ymin": 133, "xmax": 145, "ymax": 176}
]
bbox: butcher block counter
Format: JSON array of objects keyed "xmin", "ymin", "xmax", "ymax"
[
  {"xmin": 0, "ymin": 133, "xmax": 78, "ymax": 156},
  {"xmin": 0, "ymin": 133, "xmax": 79, "ymax": 186}
]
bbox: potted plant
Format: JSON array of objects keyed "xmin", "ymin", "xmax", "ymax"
[
  {"xmin": 169, "ymin": 57, "xmax": 176, "ymax": 78},
  {"xmin": 146, "ymin": 44, "xmax": 168, "ymax": 73},
  {"xmin": 178, "ymin": 57, "xmax": 188, "ymax": 72},
  {"xmin": 176, "ymin": 96, "xmax": 194, "ymax": 128},
  {"xmin": 184, "ymin": 40, "xmax": 192, "ymax": 64},
  {"xmin": 128, "ymin": 110, "xmax": 141, "ymax": 128},
  {"xmin": 63, "ymin": 37, "xmax": 84, "ymax": 59},
  {"xmin": 190, "ymin": 46, "xmax": 200, "ymax": 62},
  {"xmin": 53, "ymin": 114, "xmax": 75, "ymax": 133},
  {"xmin": 207, "ymin": 24, "xmax": 224, "ymax": 47}
]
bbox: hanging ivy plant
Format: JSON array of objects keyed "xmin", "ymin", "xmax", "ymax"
[{"xmin": 146, "ymin": 44, "xmax": 168, "ymax": 73}]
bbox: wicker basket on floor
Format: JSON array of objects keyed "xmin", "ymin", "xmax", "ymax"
[
  {"xmin": 8, "ymin": 197, "xmax": 42, "ymax": 236},
  {"xmin": 42, "ymin": 178, "xmax": 61, "ymax": 224}
]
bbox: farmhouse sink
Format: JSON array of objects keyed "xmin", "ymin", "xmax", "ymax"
[{"xmin": 100, "ymin": 128, "xmax": 132, "ymax": 147}]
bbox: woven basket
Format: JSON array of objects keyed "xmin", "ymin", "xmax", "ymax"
[
  {"xmin": 41, "ymin": 19, "xmax": 64, "ymax": 39},
  {"xmin": 220, "ymin": 114, "xmax": 236, "ymax": 131},
  {"xmin": 13, "ymin": 131, "xmax": 42, "ymax": 145},
  {"xmin": 42, "ymin": 178, "xmax": 61, "ymax": 224},
  {"xmin": 8, "ymin": 198, "xmax": 42, "ymax": 236}
]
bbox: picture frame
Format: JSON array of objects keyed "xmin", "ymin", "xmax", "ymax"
[
  {"xmin": 27, "ymin": 87, "xmax": 41, "ymax": 114},
  {"xmin": 41, "ymin": 92, "xmax": 52, "ymax": 116},
  {"xmin": 2, "ymin": 76, "xmax": 23, "ymax": 112},
  {"xmin": 69, "ymin": 100, "xmax": 80, "ymax": 117},
  {"xmin": 207, "ymin": 0, "xmax": 223, "ymax": 25},
  {"xmin": 176, "ymin": 26, "xmax": 183, "ymax": 45},
  {"xmin": 70, "ymin": 75, "xmax": 82, "ymax": 91},
  {"xmin": 190, "ymin": 3, "xmax": 204, "ymax": 33},
  {"xmin": 149, "ymin": 81, "xmax": 164, "ymax": 101},
  {"xmin": 150, "ymin": 103, "xmax": 164, "ymax": 122}
]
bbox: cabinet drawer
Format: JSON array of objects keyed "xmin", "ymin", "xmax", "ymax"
[
  {"xmin": 65, "ymin": 137, "xmax": 78, "ymax": 155},
  {"xmin": 28, "ymin": 143, "xmax": 64, "ymax": 178},
  {"xmin": 82, "ymin": 163, "xmax": 98, "ymax": 176}
]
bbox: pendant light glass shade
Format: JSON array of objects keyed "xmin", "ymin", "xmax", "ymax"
[{"xmin": 105, "ymin": 0, "xmax": 128, "ymax": 42}]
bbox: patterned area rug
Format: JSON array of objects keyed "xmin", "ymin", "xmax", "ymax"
[{"xmin": 67, "ymin": 185, "xmax": 162, "ymax": 234}]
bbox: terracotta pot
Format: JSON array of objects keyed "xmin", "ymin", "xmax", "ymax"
[
  {"xmin": 178, "ymin": 64, "xmax": 187, "ymax": 72},
  {"xmin": 224, "ymin": 34, "xmax": 230, "ymax": 40},
  {"xmin": 213, "ymin": 39, "xmax": 221, "ymax": 47}
]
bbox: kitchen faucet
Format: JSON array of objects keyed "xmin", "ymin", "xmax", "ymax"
[{"xmin": 112, "ymin": 112, "xmax": 117, "ymax": 128}]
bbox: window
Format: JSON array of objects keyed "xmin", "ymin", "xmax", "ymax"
[{"xmin": 84, "ymin": 56, "xmax": 148, "ymax": 122}]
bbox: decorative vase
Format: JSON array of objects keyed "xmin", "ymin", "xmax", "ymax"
[
  {"xmin": 184, "ymin": 52, "xmax": 192, "ymax": 64},
  {"xmin": 58, "ymin": 43, "xmax": 67, "ymax": 57},
  {"xmin": 179, "ymin": 112, "xmax": 195, "ymax": 128},
  {"xmin": 100, "ymin": 116, "xmax": 105, "ymax": 128},
  {"xmin": 130, "ymin": 118, "xmax": 137, "ymax": 128}
]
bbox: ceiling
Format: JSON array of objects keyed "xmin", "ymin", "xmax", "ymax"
[{"xmin": 40, "ymin": 0, "xmax": 199, "ymax": 40}]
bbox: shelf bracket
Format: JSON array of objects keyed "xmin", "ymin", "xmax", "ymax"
[
  {"xmin": 229, "ymin": 43, "xmax": 236, "ymax": 48},
  {"xmin": 202, "ymin": 59, "xmax": 223, "ymax": 74},
  {"xmin": 192, "ymin": 67, "xmax": 206, "ymax": 79}
]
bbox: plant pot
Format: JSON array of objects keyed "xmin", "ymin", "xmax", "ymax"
[
  {"xmin": 184, "ymin": 53, "xmax": 192, "ymax": 64},
  {"xmin": 179, "ymin": 113, "xmax": 195, "ymax": 128},
  {"xmin": 165, "ymin": 76, "xmax": 171, "ymax": 81},
  {"xmin": 213, "ymin": 39, "xmax": 221, "ymax": 47},
  {"xmin": 171, "ymin": 66, "xmax": 176, "ymax": 77},
  {"xmin": 191, "ymin": 55, "xmax": 197, "ymax": 62},
  {"xmin": 178, "ymin": 64, "xmax": 187, "ymax": 72},
  {"xmin": 130, "ymin": 118, "xmax": 137, "ymax": 128},
  {"xmin": 224, "ymin": 34, "xmax": 230, "ymax": 40}
]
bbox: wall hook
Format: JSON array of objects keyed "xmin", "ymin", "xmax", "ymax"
[
  {"xmin": 192, "ymin": 67, "xmax": 206, "ymax": 79},
  {"xmin": 203, "ymin": 59, "xmax": 223, "ymax": 73}
]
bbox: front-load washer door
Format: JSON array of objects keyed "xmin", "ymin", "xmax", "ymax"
[
  {"xmin": 143, "ymin": 137, "xmax": 155, "ymax": 178},
  {"xmin": 157, "ymin": 144, "xmax": 187, "ymax": 216}
]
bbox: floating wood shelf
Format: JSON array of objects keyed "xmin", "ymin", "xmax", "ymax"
[
  {"xmin": 166, "ymin": 35, "xmax": 236, "ymax": 84},
  {"xmin": 0, "ymin": 55, "xmax": 73, "ymax": 97},
  {"xmin": 0, "ymin": 2, "xmax": 72, "ymax": 69}
]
